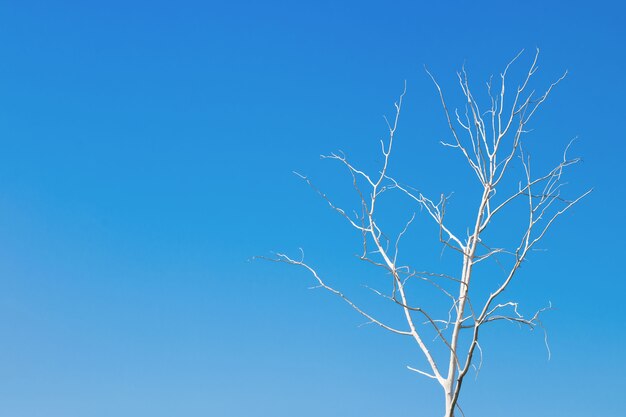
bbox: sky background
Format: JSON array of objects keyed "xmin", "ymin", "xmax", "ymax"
[{"xmin": 0, "ymin": 1, "xmax": 624, "ymax": 416}]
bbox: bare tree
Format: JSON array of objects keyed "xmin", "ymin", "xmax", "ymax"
[{"xmin": 263, "ymin": 49, "xmax": 590, "ymax": 417}]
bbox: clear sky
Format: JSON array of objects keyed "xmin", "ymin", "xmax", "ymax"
[{"xmin": 0, "ymin": 1, "xmax": 623, "ymax": 416}]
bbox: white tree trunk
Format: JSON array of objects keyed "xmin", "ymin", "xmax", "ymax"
[{"xmin": 442, "ymin": 381, "xmax": 455, "ymax": 417}]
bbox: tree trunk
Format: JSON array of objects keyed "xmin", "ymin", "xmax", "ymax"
[{"xmin": 444, "ymin": 390, "xmax": 455, "ymax": 417}]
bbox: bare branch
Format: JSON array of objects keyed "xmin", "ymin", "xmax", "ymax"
[{"xmin": 265, "ymin": 252, "xmax": 413, "ymax": 336}]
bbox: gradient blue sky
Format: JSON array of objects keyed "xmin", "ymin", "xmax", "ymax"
[{"xmin": 0, "ymin": 1, "xmax": 624, "ymax": 416}]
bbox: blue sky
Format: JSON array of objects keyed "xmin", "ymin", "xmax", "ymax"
[{"xmin": 0, "ymin": 1, "xmax": 623, "ymax": 416}]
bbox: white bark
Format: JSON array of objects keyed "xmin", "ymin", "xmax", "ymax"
[{"xmin": 263, "ymin": 49, "xmax": 590, "ymax": 416}]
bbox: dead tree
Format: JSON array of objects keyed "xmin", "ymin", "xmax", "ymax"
[{"xmin": 264, "ymin": 49, "xmax": 590, "ymax": 417}]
